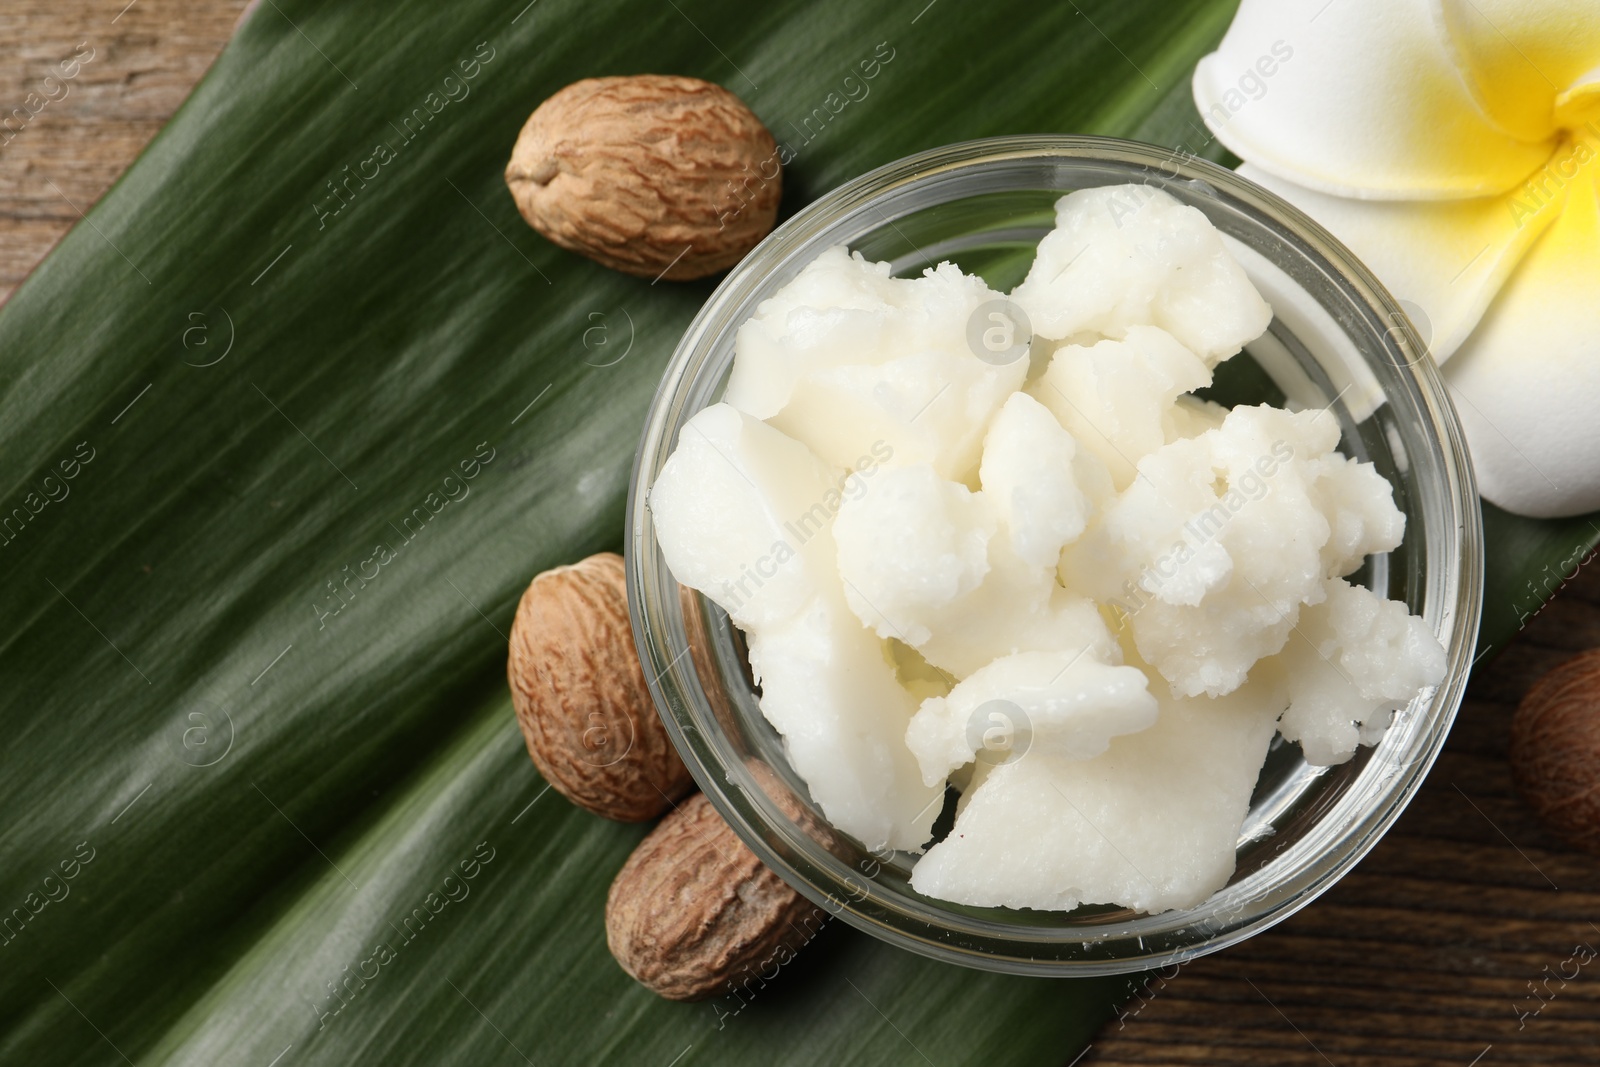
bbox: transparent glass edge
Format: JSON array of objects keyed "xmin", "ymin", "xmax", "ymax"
[{"xmin": 626, "ymin": 135, "xmax": 1485, "ymax": 976}]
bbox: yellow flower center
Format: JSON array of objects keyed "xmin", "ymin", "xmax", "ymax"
[{"xmin": 1505, "ymin": 82, "xmax": 1600, "ymax": 229}]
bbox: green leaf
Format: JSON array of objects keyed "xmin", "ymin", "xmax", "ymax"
[
  {"xmin": 0, "ymin": 1, "xmax": 1236, "ymax": 1062},
  {"xmin": 1478, "ymin": 503, "xmax": 1600, "ymax": 655},
  {"xmin": 1, "ymin": 0, "xmax": 1586, "ymax": 1063},
  {"xmin": 140, "ymin": 693, "xmax": 1121, "ymax": 1066}
]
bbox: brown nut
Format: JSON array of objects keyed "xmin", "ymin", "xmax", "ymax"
[
  {"xmin": 504, "ymin": 75, "xmax": 781, "ymax": 281},
  {"xmin": 606, "ymin": 792, "xmax": 827, "ymax": 1001},
  {"xmin": 508, "ymin": 552, "xmax": 694, "ymax": 821},
  {"xmin": 1509, "ymin": 648, "xmax": 1600, "ymax": 855}
]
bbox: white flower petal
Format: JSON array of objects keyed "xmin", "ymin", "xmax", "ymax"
[
  {"xmin": 1240, "ymin": 163, "xmax": 1559, "ymax": 361},
  {"xmin": 1194, "ymin": 0, "xmax": 1553, "ymax": 198},
  {"xmin": 1442, "ymin": 168, "xmax": 1600, "ymax": 517},
  {"xmin": 1433, "ymin": 0, "xmax": 1600, "ymax": 140}
]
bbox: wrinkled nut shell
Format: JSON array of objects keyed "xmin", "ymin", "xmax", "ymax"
[
  {"xmin": 1509, "ymin": 648, "xmax": 1600, "ymax": 855},
  {"xmin": 606, "ymin": 792, "xmax": 826, "ymax": 1001},
  {"xmin": 505, "ymin": 74, "xmax": 781, "ymax": 281},
  {"xmin": 508, "ymin": 552, "xmax": 694, "ymax": 822}
]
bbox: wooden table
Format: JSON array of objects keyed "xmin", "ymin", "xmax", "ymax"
[{"xmin": 5, "ymin": 3, "xmax": 1597, "ymax": 1063}]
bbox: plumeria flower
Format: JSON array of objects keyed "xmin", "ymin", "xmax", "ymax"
[{"xmin": 1193, "ymin": 0, "xmax": 1600, "ymax": 518}]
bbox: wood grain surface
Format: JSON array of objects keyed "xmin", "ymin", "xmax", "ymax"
[
  {"xmin": 3, "ymin": 2, "xmax": 1597, "ymax": 1064},
  {"xmin": 1089, "ymin": 566, "xmax": 1600, "ymax": 1067},
  {"xmin": 0, "ymin": 0, "xmax": 247, "ymax": 303}
]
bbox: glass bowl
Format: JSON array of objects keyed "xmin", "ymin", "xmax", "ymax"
[{"xmin": 625, "ymin": 135, "xmax": 1482, "ymax": 976}]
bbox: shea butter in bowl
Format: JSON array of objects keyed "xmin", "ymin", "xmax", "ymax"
[{"xmin": 626, "ymin": 136, "xmax": 1481, "ymax": 976}]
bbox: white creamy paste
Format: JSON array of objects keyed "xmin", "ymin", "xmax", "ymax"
[{"xmin": 651, "ymin": 185, "xmax": 1445, "ymax": 912}]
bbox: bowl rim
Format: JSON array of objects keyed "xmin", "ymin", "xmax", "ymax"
[{"xmin": 625, "ymin": 133, "xmax": 1484, "ymax": 976}]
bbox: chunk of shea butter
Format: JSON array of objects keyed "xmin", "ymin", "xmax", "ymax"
[
  {"xmin": 647, "ymin": 187, "xmax": 1444, "ymax": 912},
  {"xmin": 1062, "ymin": 404, "xmax": 1404, "ymax": 699},
  {"xmin": 1010, "ymin": 185, "xmax": 1272, "ymax": 365},
  {"xmin": 725, "ymin": 245, "xmax": 1027, "ymax": 482},
  {"xmin": 1028, "ymin": 325, "xmax": 1214, "ymax": 490},
  {"xmin": 911, "ymin": 668, "xmax": 1287, "ymax": 913},
  {"xmin": 1311, "ymin": 452, "xmax": 1407, "ymax": 579},
  {"xmin": 905, "ymin": 645, "xmax": 1158, "ymax": 788},
  {"xmin": 723, "ymin": 245, "xmax": 907, "ymax": 418},
  {"xmin": 833, "ymin": 464, "xmax": 1110, "ymax": 678},
  {"xmin": 978, "ymin": 392, "xmax": 1110, "ymax": 567},
  {"xmin": 831, "ymin": 463, "xmax": 993, "ymax": 649},
  {"xmin": 1168, "ymin": 394, "xmax": 1229, "ymax": 439},
  {"xmin": 654, "ymin": 404, "xmax": 940, "ymax": 850},
  {"xmin": 748, "ymin": 589, "xmax": 942, "ymax": 851},
  {"xmin": 650, "ymin": 403, "xmax": 845, "ymax": 631},
  {"xmin": 1274, "ymin": 578, "xmax": 1445, "ymax": 766}
]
